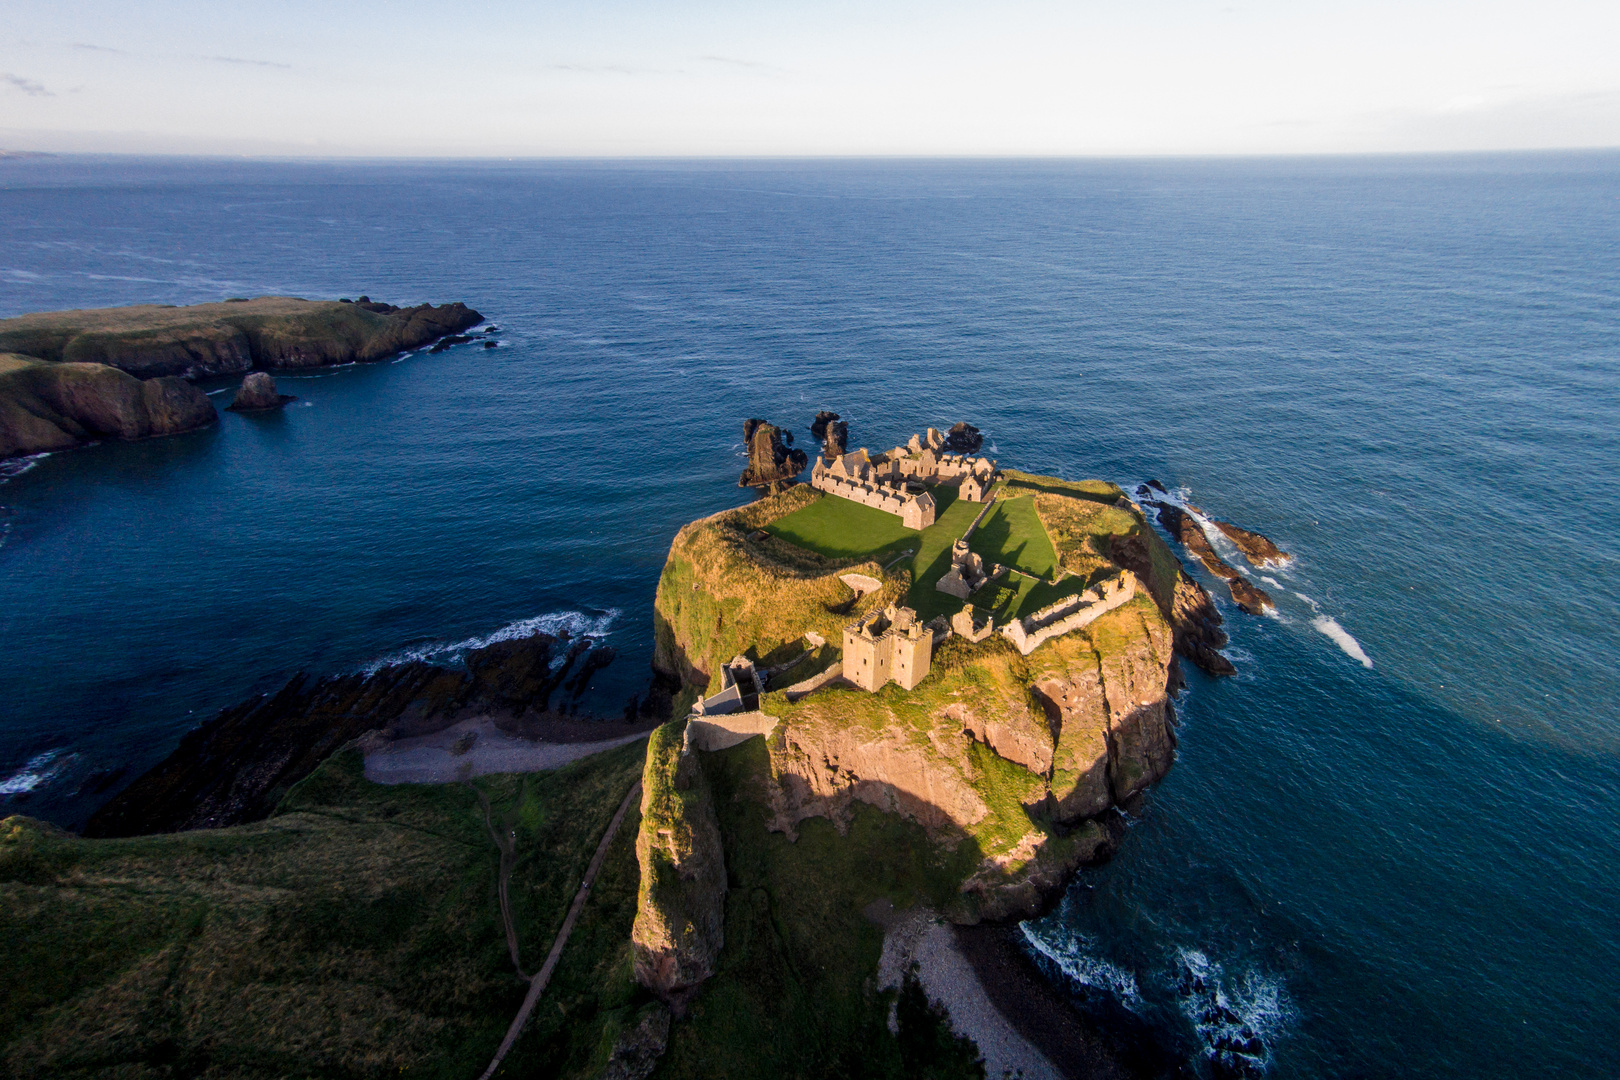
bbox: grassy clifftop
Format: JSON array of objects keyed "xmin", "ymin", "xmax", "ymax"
[
  {"xmin": 0, "ymin": 743, "xmax": 648, "ymax": 1080},
  {"xmin": 0, "ymin": 296, "xmax": 483, "ymax": 379}
]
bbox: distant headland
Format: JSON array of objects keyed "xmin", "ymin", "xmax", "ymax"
[{"xmin": 0, "ymin": 295, "xmax": 484, "ymax": 460}]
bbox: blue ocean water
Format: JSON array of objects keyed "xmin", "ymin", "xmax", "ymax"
[{"xmin": 1, "ymin": 155, "xmax": 1616, "ymax": 1078}]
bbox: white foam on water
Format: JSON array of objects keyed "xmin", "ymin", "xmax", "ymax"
[
  {"xmin": 0, "ymin": 452, "xmax": 50, "ymax": 484},
  {"xmin": 1311, "ymin": 616, "xmax": 1372, "ymax": 668},
  {"xmin": 1262, "ymin": 575, "xmax": 1283, "ymax": 589},
  {"xmin": 361, "ymin": 609, "xmax": 621, "ymax": 675},
  {"xmin": 1019, "ymin": 923, "xmax": 1143, "ymax": 1008},
  {"xmin": 0, "ymin": 749, "xmax": 70, "ymax": 796},
  {"xmin": 1172, "ymin": 947, "xmax": 1294, "ymax": 1074}
]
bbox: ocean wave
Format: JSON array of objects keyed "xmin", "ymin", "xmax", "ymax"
[
  {"xmin": 0, "ymin": 749, "xmax": 71, "ymax": 797},
  {"xmin": 1173, "ymin": 947, "xmax": 1294, "ymax": 1076},
  {"xmin": 1311, "ymin": 616, "xmax": 1373, "ymax": 668},
  {"xmin": 0, "ymin": 452, "xmax": 50, "ymax": 484},
  {"xmin": 361, "ymin": 609, "xmax": 620, "ymax": 675},
  {"xmin": 1019, "ymin": 922, "xmax": 1143, "ymax": 1008}
]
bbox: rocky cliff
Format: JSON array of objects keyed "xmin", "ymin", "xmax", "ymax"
[
  {"xmin": 0, "ymin": 353, "xmax": 216, "ymax": 459},
  {"xmin": 0, "ymin": 296, "xmax": 482, "ymax": 459}
]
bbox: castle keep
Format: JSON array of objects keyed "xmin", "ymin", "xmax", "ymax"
[{"xmin": 842, "ymin": 604, "xmax": 932, "ymax": 692}]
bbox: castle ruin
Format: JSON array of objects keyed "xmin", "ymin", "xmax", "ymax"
[
  {"xmin": 842, "ymin": 604, "xmax": 933, "ymax": 692},
  {"xmin": 809, "ymin": 426, "xmax": 999, "ymax": 531}
]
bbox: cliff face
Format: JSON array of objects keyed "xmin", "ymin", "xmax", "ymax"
[
  {"xmin": 0, "ymin": 297, "xmax": 482, "ymax": 459},
  {"xmin": 632, "ymin": 721, "xmax": 727, "ymax": 1005},
  {"xmin": 0, "ymin": 354, "xmax": 216, "ymax": 459}
]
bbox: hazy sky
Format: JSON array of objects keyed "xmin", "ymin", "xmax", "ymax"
[{"xmin": 2, "ymin": 0, "xmax": 1617, "ymax": 156}]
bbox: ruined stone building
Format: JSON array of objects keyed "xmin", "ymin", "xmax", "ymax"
[
  {"xmin": 808, "ymin": 427, "xmax": 998, "ymax": 530},
  {"xmin": 810, "ymin": 450, "xmax": 938, "ymax": 529},
  {"xmin": 842, "ymin": 605, "xmax": 933, "ymax": 692}
]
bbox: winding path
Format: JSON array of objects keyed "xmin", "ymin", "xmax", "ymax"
[{"xmin": 477, "ymin": 776, "xmax": 644, "ymax": 1080}]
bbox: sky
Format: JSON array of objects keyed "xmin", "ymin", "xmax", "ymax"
[{"xmin": 2, "ymin": 0, "xmax": 1618, "ymax": 157}]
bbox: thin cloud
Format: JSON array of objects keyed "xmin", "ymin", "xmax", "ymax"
[
  {"xmin": 206, "ymin": 55, "xmax": 292, "ymax": 69},
  {"xmin": 2, "ymin": 73, "xmax": 53, "ymax": 97},
  {"xmin": 72, "ymin": 43, "xmax": 126, "ymax": 54},
  {"xmin": 548, "ymin": 62, "xmax": 664, "ymax": 75},
  {"xmin": 701, "ymin": 54, "xmax": 782, "ymax": 74}
]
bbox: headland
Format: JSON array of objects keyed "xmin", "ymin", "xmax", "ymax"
[{"xmin": 0, "ymin": 295, "xmax": 483, "ymax": 459}]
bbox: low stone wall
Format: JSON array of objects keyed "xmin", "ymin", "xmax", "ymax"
[
  {"xmin": 783, "ymin": 661, "xmax": 843, "ymax": 701},
  {"xmin": 685, "ymin": 711, "xmax": 781, "ymax": 752}
]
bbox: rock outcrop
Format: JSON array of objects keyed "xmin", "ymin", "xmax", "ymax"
[
  {"xmin": 1227, "ymin": 575, "xmax": 1274, "ymax": 615},
  {"xmin": 632, "ymin": 722, "xmax": 727, "ymax": 1008},
  {"xmin": 944, "ymin": 421, "xmax": 984, "ymax": 453},
  {"xmin": 810, "ymin": 410, "xmax": 848, "ymax": 457},
  {"xmin": 1152, "ymin": 504, "xmax": 1277, "ymax": 619},
  {"xmin": 0, "ymin": 353, "xmax": 216, "ymax": 458},
  {"xmin": 738, "ymin": 418, "xmax": 808, "ymax": 492},
  {"xmin": 1209, "ymin": 519, "xmax": 1290, "ymax": 566},
  {"xmin": 1108, "ymin": 531, "xmax": 1234, "ymax": 677},
  {"xmin": 227, "ymin": 372, "xmax": 294, "ymax": 411},
  {"xmin": 0, "ymin": 296, "xmax": 482, "ymax": 459},
  {"xmin": 83, "ymin": 631, "xmax": 619, "ymax": 837}
]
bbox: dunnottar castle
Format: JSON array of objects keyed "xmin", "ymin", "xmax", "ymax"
[{"xmin": 810, "ymin": 426, "xmax": 998, "ymax": 530}]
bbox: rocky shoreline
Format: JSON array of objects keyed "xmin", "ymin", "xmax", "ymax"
[{"xmin": 84, "ymin": 629, "xmax": 631, "ymax": 838}]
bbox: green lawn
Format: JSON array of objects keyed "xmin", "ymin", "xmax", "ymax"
[
  {"xmin": 767, "ymin": 487, "xmax": 1073, "ymax": 626},
  {"xmin": 765, "ymin": 492, "xmax": 920, "ymax": 561},
  {"xmin": 0, "ymin": 744, "xmax": 650, "ymax": 1080}
]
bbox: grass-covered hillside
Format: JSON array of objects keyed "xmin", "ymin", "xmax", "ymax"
[{"xmin": 0, "ymin": 743, "xmax": 647, "ymax": 1080}]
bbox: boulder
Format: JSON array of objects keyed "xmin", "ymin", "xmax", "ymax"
[{"xmin": 227, "ymin": 372, "xmax": 293, "ymax": 411}]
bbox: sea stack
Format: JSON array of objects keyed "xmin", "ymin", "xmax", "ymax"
[{"xmin": 228, "ymin": 372, "xmax": 293, "ymax": 411}]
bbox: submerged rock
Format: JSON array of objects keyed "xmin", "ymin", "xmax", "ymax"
[{"xmin": 227, "ymin": 372, "xmax": 294, "ymax": 411}]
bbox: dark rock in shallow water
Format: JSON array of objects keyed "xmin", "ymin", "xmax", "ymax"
[
  {"xmin": 739, "ymin": 418, "xmax": 808, "ymax": 492},
  {"xmin": 428, "ymin": 334, "xmax": 474, "ymax": 353},
  {"xmin": 1210, "ymin": 519, "xmax": 1290, "ymax": 566},
  {"xmin": 82, "ymin": 630, "xmax": 625, "ymax": 838},
  {"xmin": 1227, "ymin": 576, "xmax": 1274, "ymax": 615},
  {"xmin": 810, "ymin": 410, "xmax": 849, "ymax": 457},
  {"xmin": 1146, "ymin": 479, "xmax": 1168, "ymax": 494},
  {"xmin": 483, "ymin": 340, "xmax": 497, "ymax": 348},
  {"xmin": 1156, "ymin": 504, "xmax": 1239, "ymax": 581},
  {"xmin": 943, "ymin": 421, "xmax": 984, "ymax": 453},
  {"xmin": 227, "ymin": 371, "xmax": 294, "ymax": 411}
]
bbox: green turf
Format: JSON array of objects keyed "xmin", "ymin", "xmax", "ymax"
[
  {"xmin": 764, "ymin": 492, "xmax": 919, "ymax": 561},
  {"xmin": 0, "ymin": 743, "xmax": 650, "ymax": 1080},
  {"xmin": 967, "ymin": 496, "xmax": 1058, "ymax": 579}
]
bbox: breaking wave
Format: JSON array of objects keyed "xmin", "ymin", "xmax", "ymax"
[
  {"xmin": 361, "ymin": 609, "xmax": 620, "ymax": 674},
  {"xmin": 0, "ymin": 749, "xmax": 71, "ymax": 797},
  {"xmin": 1174, "ymin": 947, "xmax": 1294, "ymax": 1077},
  {"xmin": 1311, "ymin": 616, "xmax": 1373, "ymax": 668},
  {"xmin": 1019, "ymin": 922, "xmax": 1143, "ymax": 1007},
  {"xmin": 0, "ymin": 452, "xmax": 49, "ymax": 484}
]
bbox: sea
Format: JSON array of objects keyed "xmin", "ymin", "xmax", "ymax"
[{"xmin": 1, "ymin": 154, "xmax": 1616, "ymax": 1079}]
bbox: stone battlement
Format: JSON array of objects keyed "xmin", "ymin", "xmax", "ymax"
[{"xmin": 1000, "ymin": 571, "xmax": 1139, "ymax": 656}]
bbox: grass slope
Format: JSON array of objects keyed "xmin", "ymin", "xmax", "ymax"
[
  {"xmin": 0, "ymin": 743, "xmax": 648, "ymax": 1080},
  {"xmin": 765, "ymin": 494, "xmax": 918, "ymax": 562},
  {"xmin": 653, "ymin": 739, "xmax": 984, "ymax": 1080}
]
